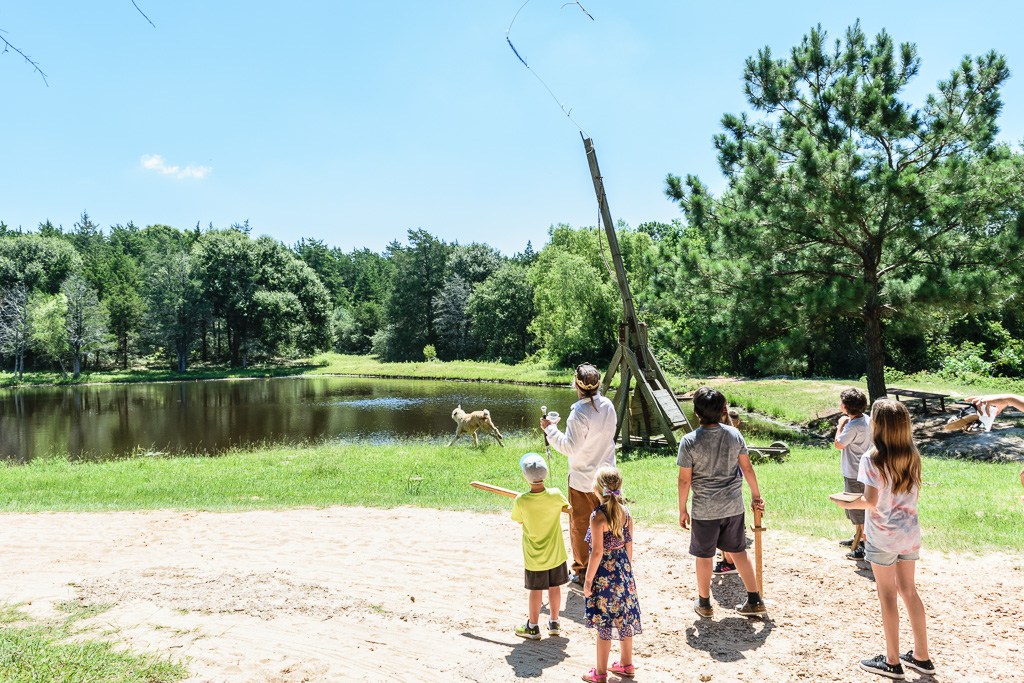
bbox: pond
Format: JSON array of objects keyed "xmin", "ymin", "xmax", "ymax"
[{"xmin": 0, "ymin": 376, "xmax": 795, "ymax": 462}]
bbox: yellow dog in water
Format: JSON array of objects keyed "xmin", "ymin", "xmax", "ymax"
[{"xmin": 448, "ymin": 405, "xmax": 504, "ymax": 447}]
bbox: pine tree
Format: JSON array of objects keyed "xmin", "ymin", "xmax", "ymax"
[{"xmin": 665, "ymin": 22, "xmax": 1024, "ymax": 399}]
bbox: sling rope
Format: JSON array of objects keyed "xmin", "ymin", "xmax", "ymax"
[{"xmin": 505, "ymin": 0, "xmax": 594, "ymax": 135}]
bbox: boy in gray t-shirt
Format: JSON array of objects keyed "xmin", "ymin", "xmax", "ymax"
[
  {"xmin": 834, "ymin": 388, "xmax": 871, "ymax": 559},
  {"xmin": 678, "ymin": 387, "xmax": 767, "ymax": 619}
]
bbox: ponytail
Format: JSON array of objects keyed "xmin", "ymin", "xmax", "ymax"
[{"xmin": 594, "ymin": 466, "xmax": 626, "ymax": 540}]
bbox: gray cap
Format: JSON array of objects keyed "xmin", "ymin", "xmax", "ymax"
[{"xmin": 520, "ymin": 453, "xmax": 548, "ymax": 484}]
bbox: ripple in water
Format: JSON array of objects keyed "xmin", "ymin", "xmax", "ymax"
[{"xmin": 309, "ymin": 397, "xmax": 426, "ymax": 409}]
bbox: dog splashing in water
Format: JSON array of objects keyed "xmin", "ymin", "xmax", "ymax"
[{"xmin": 448, "ymin": 405, "xmax": 504, "ymax": 447}]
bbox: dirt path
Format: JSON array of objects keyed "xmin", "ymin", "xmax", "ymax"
[{"xmin": 2, "ymin": 507, "xmax": 1022, "ymax": 682}]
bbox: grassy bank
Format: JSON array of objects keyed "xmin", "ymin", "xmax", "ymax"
[
  {"xmin": 3, "ymin": 435, "xmax": 1021, "ymax": 554},
  {"xmin": 0, "ymin": 601, "xmax": 188, "ymax": 683},
  {"xmin": 6, "ymin": 353, "xmax": 1023, "ymax": 425},
  {"xmin": 0, "ymin": 353, "xmax": 568, "ymax": 389}
]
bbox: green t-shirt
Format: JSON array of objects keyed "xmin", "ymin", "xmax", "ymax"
[{"xmin": 511, "ymin": 488, "xmax": 569, "ymax": 572}]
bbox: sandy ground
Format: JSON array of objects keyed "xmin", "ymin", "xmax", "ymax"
[{"xmin": 2, "ymin": 506, "xmax": 1023, "ymax": 683}]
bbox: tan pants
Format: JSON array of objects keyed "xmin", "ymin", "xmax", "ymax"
[{"xmin": 568, "ymin": 483, "xmax": 603, "ymax": 576}]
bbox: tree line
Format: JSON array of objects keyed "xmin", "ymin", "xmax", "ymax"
[
  {"xmin": 0, "ymin": 217, "xmax": 332, "ymax": 377},
  {"xmin": 3, "ymin": 24, "xmax": 1023, "ymax": 394}
]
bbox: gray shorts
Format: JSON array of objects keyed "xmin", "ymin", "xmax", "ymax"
[
  {"xmin": 525, "ymin": 562, "xmax": 569, "ymax": 590},
  {"xmin": 844, "ymin": 477, "xmax": 865, "ymax": 526},
  {"xmin": 689, "ymin": 513, "xmax": 746, "ymax": 558},
  {"xmin": 864, "ymin": 543, "xmax": 920, "ymax": 567}
]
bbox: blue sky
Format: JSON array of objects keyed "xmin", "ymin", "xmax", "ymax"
[{"xmin": 2, "ymin": 1, "xmax": 1022, "ymax": 256}]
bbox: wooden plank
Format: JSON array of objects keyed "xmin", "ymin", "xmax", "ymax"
[
  {"xmin": 470, "ymin": 481, "xmax": 570, "ymax": 514},
  {"xmin": 623, "ymin": 347, "xmax": 676, "ymax": 444},
  {"xmin": 646, "ymin": 346, "xmax": 692, "ymax": 432},
  {"xmin": 652, "ymin": 388, "xmax": 686, "ymax": 427},
  {"xmin": 602, "ymin": 346, "xmax": 623, "ymax": 395},
  {"xmin": 616, "ymin": 362, "xmax": 631, "ymax": 446},
  {"xmin": 470, "ymin": 481, "xmax": 518, "ymax": 498}
]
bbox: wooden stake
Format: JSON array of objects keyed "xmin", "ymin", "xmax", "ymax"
[
  {"xmin": 752, "ymin": 507, "xmax": 766, "ymax": 596},
  {"xmin": 851, "ymin": 524, "xmax": 864, "ymax": 555},
  {"xmin": 541, "ymin": 405, "xmax": 552, "ymax": 466}
]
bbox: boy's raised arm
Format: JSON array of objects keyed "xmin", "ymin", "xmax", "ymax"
[{"xmin": 834, "ymin": 415, "xmax": 851, "ymax": 449}]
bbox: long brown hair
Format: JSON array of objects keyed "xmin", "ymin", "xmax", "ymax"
[
  {"xmin": 869, "ymin": 399, "xmax": 921, "ymax": 496},
  {"xmin": 593, "ymin": 466, "xmax": 626, "ymax": 540},
  {"xmin": 575, "ymin": 363, "xmax": 602, "ymax": 412}
]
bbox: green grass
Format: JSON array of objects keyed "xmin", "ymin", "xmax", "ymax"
[
  {"xmin": 298, "ymin": 353, "xmax": 568, "ymax": 384},
  {"xmin": 700, "ymin": 375, "xmax": 1024, "ymax": 424},
  {"xmin": 0, "ymin": 602, "xmax": 188, "ymax": 683},
  {"xmin": 0, "ymin": 353, "xmax": 569, "ymax": 389},
  {"xmin": 2, "ymin": 436, "xmax": 1021, "ymax": 554}
]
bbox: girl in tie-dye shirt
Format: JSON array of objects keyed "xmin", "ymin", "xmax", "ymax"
[{"xmin": 830, "ymin": 400, "xmax": 935, "ymax": 680}]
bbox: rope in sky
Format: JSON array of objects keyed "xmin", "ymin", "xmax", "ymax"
[{"xmin": 505, "ymin": 0, "xmax": 594, "ymax": 135}]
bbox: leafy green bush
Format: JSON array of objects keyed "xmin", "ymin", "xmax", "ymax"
[{"xmin": 935, "ymin": 340, "xmax": 992, "ymax": 380}]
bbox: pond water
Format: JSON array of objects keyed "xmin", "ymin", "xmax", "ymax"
[{"xmin": 0, "ymin": 376, "xmax": 794, "ymax": 462}]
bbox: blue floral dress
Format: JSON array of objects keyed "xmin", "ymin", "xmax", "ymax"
[{"xmin": 584, "ymin": 505, "xmax": 642, "ymax": 641}]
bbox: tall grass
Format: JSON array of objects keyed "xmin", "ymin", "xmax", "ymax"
[{"xmin": 3, "ymin": 436, "xmax": 1020, "ymax": 554}]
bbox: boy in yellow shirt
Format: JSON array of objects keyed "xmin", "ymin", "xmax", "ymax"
[{"xmin": 511, "ymin": 453, "xmax": 571, "ymax": 639}]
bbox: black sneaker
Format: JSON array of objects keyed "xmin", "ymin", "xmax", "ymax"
[
  {"xmin": 859, "ymin": 655, "xmax": 905, "ymax": 679},
  {"xmin": 514, "ymin": 621, "xmax": 541, "ymax": 640},
  {"xmin": 735, "ymin": 599, "xmax": 767, "ymax": 617},
  {"xmin": 713, "ymin": 560, "xmax": 738, "ymax": 575},
  {"xmin": 899, "ymin": 651, "xmax": 935, "ymax": 675},
  {"xmin": 839, "ymin": 538, "xmax": 854, "ymax": 548},
  {"xmin": 846, "ymin": 544, "xmax": 866, "ymax": 560}
]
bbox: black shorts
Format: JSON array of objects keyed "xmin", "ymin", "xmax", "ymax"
[
  {"xmin": 843, "ymin": 476, "xmax": 866, "ymax": 526},
  {"xmin": 525, "ymin": 562, "xmax": 569, "ymax": 590},
  {"xmin": 689, "ymin": 513, "xmax": 746, "ymax": 558}
]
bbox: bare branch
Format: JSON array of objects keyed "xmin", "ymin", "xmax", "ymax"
[
  {"xmin": 2, "ymin": 2, "xmax": 153, "ymax": 86},
  {"xmin": 0, "ymin": 31, "xmax": 48, "ymax": 85}
]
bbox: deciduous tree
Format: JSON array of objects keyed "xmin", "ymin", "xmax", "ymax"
[{"xmin": 61, "ymin": 274, "xmax": 108, "ymax": 377}]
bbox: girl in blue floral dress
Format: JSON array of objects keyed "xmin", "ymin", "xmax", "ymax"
[{"xmin": 582, "ymin": 466, "xmax": 641, "ymax": 682}]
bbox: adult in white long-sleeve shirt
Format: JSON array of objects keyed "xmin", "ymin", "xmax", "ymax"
[{"xmin": 541, "ymin": 363, "xmax": 617, "ymax": 583}]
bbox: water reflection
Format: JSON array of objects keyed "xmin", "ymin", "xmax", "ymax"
[{"xmin": 0, "ymin": 377, "xmax": 794, "ymax": 462}]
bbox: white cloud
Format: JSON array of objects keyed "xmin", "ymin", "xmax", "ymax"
[{"xmin": 140, "ymin": 154, "xmax": 212, "ymax": 180}]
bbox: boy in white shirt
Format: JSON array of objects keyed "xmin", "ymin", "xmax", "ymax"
[{"xmin": 835, "ymin": 388, "xmax": 871, "ymax": 559}]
